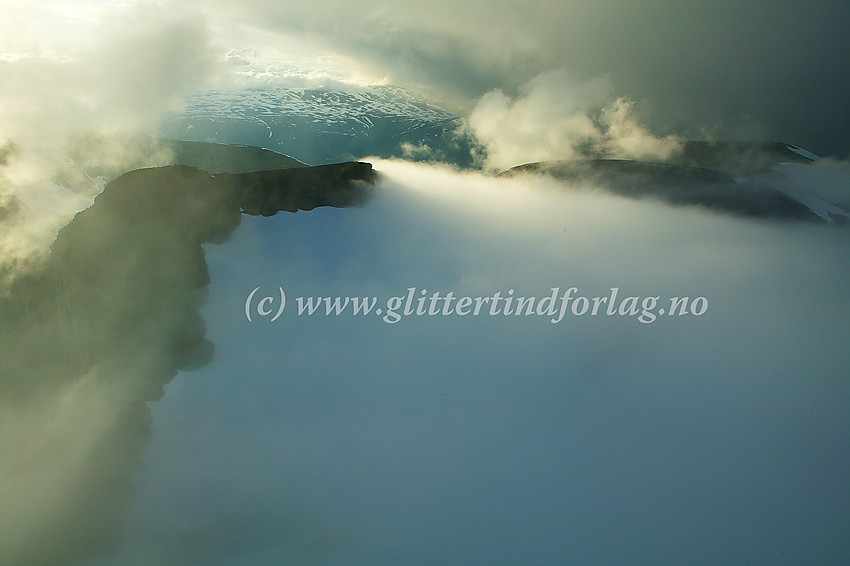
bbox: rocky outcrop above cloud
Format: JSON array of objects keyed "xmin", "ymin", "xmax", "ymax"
[
  {"xmin": 0, "ymin": 161, "xmax": 374, "ymax": 566},
  {"xmin": 667, "ymin": 141, "xmax": 817, "ymax": 174},
  {"xmin": 501, "ymin": 141, "xmax": 848, "ymax": 223}
]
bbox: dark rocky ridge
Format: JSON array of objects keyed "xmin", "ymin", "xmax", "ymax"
[
  {"xmin": 498, "ymin": 140, "xmax": 847, "ymax": 222},
  {"xmin": 159, "ymin": 137, "xmax": 308, "ymax": 173},
  {"xmin": 48, "ymin": 136, "xmax": 310, "ymax": 195},
  {"xmin": 500, "ymin": 158, "xmax": 820, "ymax": 221},
  {"xmin": 0, "ymin": 161, "xmax": 374, "ymax": 566},
  {"xmin": 3, "ymin": 160, "xmax": 374, "ymax": 397},
  {"xmin": 669, "ymin": 140, "xmax": 816, "ymax": 175},
  {"xmin": 231, "ymin": 161, "xmax": 374, "ymax": 215}
]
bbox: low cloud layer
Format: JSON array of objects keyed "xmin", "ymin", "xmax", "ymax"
[
  {"xmin": 0, "ymin": 162, "xmax": 372, "ymax": 565},
  {"xmin": 108, "ymin": 159, "xmax": 850, "ymax": 565},
  {"xmin": 2, "ymin": 152, "xmax": 848, "ymax": 563}
]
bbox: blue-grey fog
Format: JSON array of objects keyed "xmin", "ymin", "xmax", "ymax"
[{"xmin": 112, "ymin": 160, "xmax": 850, "ymax": 565}]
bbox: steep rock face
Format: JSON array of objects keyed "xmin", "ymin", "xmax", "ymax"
[
  {"xmin": 4, "ymin": 161, "xmax": 375, "ymax": 396},
  {"xmin": 228, "ymin": 161, "xmax": 375, "ymax": 216},
  {"xmin": 0, "ymin": 162, "xmax": 374, "ymax": 566}
]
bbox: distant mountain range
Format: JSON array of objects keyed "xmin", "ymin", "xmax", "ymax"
[
  {"xmin": 4, "ymin": 79, "xmax": 845, "ymax": 229},
  {"xmin": 155, "ymin": 85, "xmax": 847, "ymax": 223},
  {"xmin": 162, "ymin": 85, "xmax": 472, "ymax": 165}
]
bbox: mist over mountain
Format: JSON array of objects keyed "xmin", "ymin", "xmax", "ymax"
[
  {"xmin": 501, "ymin": 141, "xmax": 849, "ymax": 223},
  {"xmin": 0, "ymin": 158, "xmax": 374, "ymax": 565},
  {"xmin": 2, "ymin": 3, "xmax": 849, "ymax": 564},
  {"xmin": 111, "ymin": 156, "xmax": 850, "ymax": 566},
  {"xmin": 3, "ymin": 134, "xmax": 850, "ymax": 565},
  {"xmin": 2, "ymin": 96, "xmax": 849, "ymax": 565}
]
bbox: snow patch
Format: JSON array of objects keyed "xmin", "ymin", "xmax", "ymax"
[
  {"xmin": 779, "ymin": 189, "xmax": 849, "ymax": 223},
  {"xmin": 785, "ymin": 144, "xmax": 819, "ymax": 161}
]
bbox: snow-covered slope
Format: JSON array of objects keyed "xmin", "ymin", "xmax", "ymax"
[{"xmin": 164, "ymin": 86, "xmax": 466, "ymax": 165}]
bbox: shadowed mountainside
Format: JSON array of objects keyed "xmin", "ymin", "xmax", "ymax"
[
  {"xmin": 500, "ymin": 158, "xmax": 820, "ymax": 221},
  {"xmin": 668, "ymin": 140, "xmax": 816, "ymax": 174},
  {"xmin": 500, "ymin": 141, "xmax": 847, "ymax": 223},
  {"xmin": 0, "ymin": 161, "xmax": 374, "ymax": 566},
  {"xmin": 52, "ymin": 136, "xmax": 309, "ymax": 194},
  {"xmin": 159, "ymin": 138, "xmax": 308, "ymax": 173}
]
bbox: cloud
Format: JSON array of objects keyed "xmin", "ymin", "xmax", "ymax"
[
  {"xmin": 0, "ymin": 5, "xmax": 227, "ymax": 563},
  {"xmin": 467, "ymin": 68, "xmax": 680, "ymax": 170},
  {"xmin": 0, "ymin": 2, "xmax": 220, "ymax": 279},
  {"xmin": 0, "ymin": 2, "xmax": 215, "ymax": 149},
  {"xmin": 3, "ymin": 145, "xmax": 848, "ymax": 563},
  {"xmin": 0, "ymin": 161, "xmax": 373, "ymax": 565},
  {"xmin": 9, "ymin": 1, "xmax": 846, "ymax": 161},
  {"xmin": 109, "ymin": 158, "xmax": 850, "ymax": 564}
]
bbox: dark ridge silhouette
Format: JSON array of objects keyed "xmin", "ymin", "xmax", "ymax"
[
  {"xmin": 229, "ymin": 162, "xmax": 375, "ymax": 215},
  {"xmin": 500, "ymin": 158, "xmax": 823, "ymax": 221},
  {"xmin": 156, "ymin": 137, "xmax": 309, "ymax": 173},
  {"xmin": 670, "ymin": 140, "xmax": 816, "ymax": 174},
  {"xmin": 0, "ymin": 161, "xmax": 374, "ymax": 566},
  {"xmin": 25, "ymin": 136, "xmax": 308, "ymax": 202}
]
